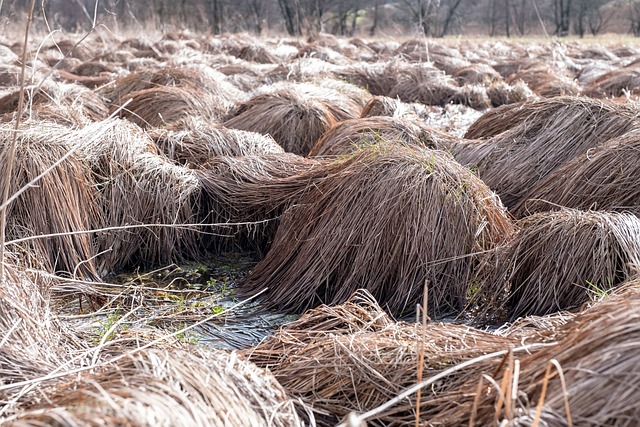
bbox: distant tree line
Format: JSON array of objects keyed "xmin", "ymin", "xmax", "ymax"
[{"xmin": 2, "ymin": 0, "xmax": 640, "ymax": 37}]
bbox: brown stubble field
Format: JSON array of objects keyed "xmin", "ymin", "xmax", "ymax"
[{"xmin": 2, "ymin": 27, "xmax": 640, "ymax": 426}]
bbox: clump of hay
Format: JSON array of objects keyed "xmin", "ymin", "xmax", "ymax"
[
  {"xmin": 473, "ymin": 209, "xmax": 640, "ymax": 321},
  {"xmin": 336, "ymin": 61, "xmax": 401, "ymax": 97},
  {"xmin": 451, "ymin": 84, "xmax": 491, "ymax": 110},
  {"xmin": 360, "ymin": 95, "xmax": 429, "ymax": 120},
  {"xmin": 583, "ymin": 65, "xmax": 640, "ymax": 98},
  {"xmin": 388, "ymin": 65, "xmax": 460, "ymax": 106},
  {"xmin": 0, "ymin": 81, "xmax": 109, "ymax": 125},
  {"xmin": 515, "ymin": 130, "xmax": 640, "ymax": 217},
  {"xmin": 486, "ymin": 80, "xmax": 536, "ymax": 107},
  {"xmin": 114, "ymin": 85, "xmax": 232, "ymax": 129},
  {"xmin": 505, "ymin": 285, "xmax": 640, "ymax": 426},
  {"xmin": 100, "ymin": 66, "xmax": 239, "ymax": 109},
  {"xmin": 197, "ymin": 153, "xmax": 322, "ymax": 253},
  {"xmin": 308, "ymin": 116, "xmax": 459, "ymax": 157},
  {"xmin": 236, "ymin": 43, "xmax": 281, "ymax": 64},
  {"xmin": 74, "ymin": 119, "xmax": 202, "ymax": 273},
  {"xmin": 245, "ymin": 290, "xmax": 519, "ymax": 426},
  {"xmin": 459, "ymin": 97, "xmax": 640, "ymax": 208},
  {"xmin": 0, "ymin": 120, "xmax": 101, "ymax": 279},
  {"xmin": 149, "ymin": 118, "xmax": 283, "ymax": 166},
  {"xmin": 6, "ymin": 345, "xmax": 302, "ymax": 426},
  {"xmin": 452, "ymin": 63, "xmax": 502, "ymax": 86},
  {"xmin": 507, "ymin": 66, "xmax": 579, "ymax": 97},
  {"xmin": 0, "ymin": 260, "xmax": 71, "ymax": 391},
  {"xmin": 224, "ymin": 84, "xmax": 359, "ymax": 155},
  {"xmin": 239, "ymin": 145, "xmax": 514, "ymax": 317}
]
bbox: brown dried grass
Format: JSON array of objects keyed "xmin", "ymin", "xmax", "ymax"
[
  {"xmin": 472, "ymin": 209, "xmax": 640, "ymax": 321},
  {"xmin": 0, "ymin": 120, "xmax": 101, "ymax": 279},
  {"xmin": 486, "ymin": 80, "xmax": 536, "ymax": 107},
  {"xmin": 149, "ymin": 118, "xmax": 283, "ymax": 166},
  {"xmin": 0, "ymin": 82, "xmax": 109, "ymax": 125},
  {"xmin": 583, "ymin": 65, "xmax": 640, "ymax": 98},
  {"xmin": 0, "ymin": 260, "xmax": 74, "ymax": 392},
  {"xmin": 308, "ymin": 116, "xmax": 459, "ymax": 157},
  {"xmin": 388, "ymin": 65, "xmax": 460, "ymax": 107},
  {"xmin": 6, "ymin": 347, "xmax": 303, "ymax": 427},
  {"xmin": 239, "ymin": 145, "xmax": 514, "ymax": 317},
  {"xmin": 100, "ymin": 66, "xmax": 238, "ymax": 108},
  {"xmin": 452, "ymin": 63, "xmax": 502, "ymax": 86},
  {"xmin": 74, "ymin": 119, "xmax": 202, "ymax": 273},
  {"xmin": 507, "ymin": 66, "xmax": 579, "ymax": 97},
  {"xmin": 460, "ymin": 97, "xmax": 640, "ymax": 208},
  {"xmin": 245, "ymin": 290, "xmax": 519, "ymax": 426},
  {"xmin": 113, "ymin": 85, "xmax": 231, "ymax": 129},
  {"xmin": 224, "ymin": 84, "xmax": 359, "ymax": 155},
  {"xmin": 197, "ymin": 153, "xmax": 322, "ymax": 253},
  {"xmin": 515, "ymin": 129, "xmax": 640, "ymax": 217}
]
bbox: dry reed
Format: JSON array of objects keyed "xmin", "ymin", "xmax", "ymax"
[
  {"xmin": 245, "ymin": 290, "xmax": 519, "ymax": 426},
  {"xmin": 74, "ymin": 119, "xmax": 202, "ymax": 273}
]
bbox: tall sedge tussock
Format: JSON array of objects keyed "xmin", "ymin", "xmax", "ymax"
[{"xmin": 239, "ymin": 145, "xmax": 513, "ymax": 317}]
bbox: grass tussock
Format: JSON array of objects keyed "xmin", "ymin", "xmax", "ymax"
[
  {"xmin": 515, "ymin": 129, "xmax": 640, "ymax": 217},
  {"xmin": 583, "ymin": 65, "xmax": 640, "ymax": 98},
  {"xmin": 0, "ymin": 120, "xmax": 102, "ymax": 279},
  {"xmin": 224, "ymin": 84, "xmax": 359, "ymax": 155},
  {"xmin": 239, "ymin": 145, "xmax": 514, "ymax": 317},
  {"xmin": 308, "ymin": 116, "xmax": 459, "ymax": 157},
  {"xmin": 245, "ymin": 290, "xmax": 519, "ymax": 426},
  {"xmin": 114, "ymin": 85, "xmax": 231, "ymax": 129},
  {"xmin": 75, "ymin": 119, "xmax": 202, "ymax": 273},
  {"xmin": 197, "ymin": 153, "xmax": 323, "ymax": 253},
  {"xmin": 149, "ymin": 117, "xmax": 283, "ymax": 166},
  {"xmin": 7, "ymin": 347, "xmax": 303, "ymax": 427},
  {"xmin": 473, "ymin": 209, "xmax": 640, "ymax": 321},
  {"xmin": 458, "ymin": 96, "xmax": 640, "ymax": 208}
]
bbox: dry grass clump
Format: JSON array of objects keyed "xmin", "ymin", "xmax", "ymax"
[
  {"xmin": 197, "ymin": 153, "xmax": 322, "ymax": 252},
  {"xmin": 451, "ymin": 84, "xmax": 491, "ymax": 110},
  {"xmin": 239, "ymin": 145, "xmax": 514, "ymax": 317},
  {"xmin": 0, "ymin": 261, "xmax": 72, "ymax": 391},
  {"xmin": 360, "ymin": 95, "xmax": 430, "ymax": 120},
  {"xmin": 452, "ymin": 63, "xmax": 502, "ymax": 86},
  {"xmin": 149, "ymin": 118, "xmax": 283, "ymax": 166},
  {"xmin": 308, "ymin": 116, "xmax": 459, "ymax": 157},
  {"xmin": 515, "ymin": 130, "xmax": 640, "ymax": 217},
  {"xmin": 114, "ymin": 85, "xmax": 232, "ymax": 128},
  {"xmin": 224, "ymin": 84, "xmax": 359, "ymax": 155},
  {"xmin": 336, "ymin": 61, "xmax": 401, "ymax": 97},
  {"xmin": 486, "ymin": 80, "xmax": 536, "ymax": 107},
  {"xmin": 245, "ymin": 290, "xmax": 519, "ymax": 426},
  {"xmin": 7, "ymin": 347, "xmax": 303, "ymax": 427},
  {"xmin": 583, "ymin": 65, "xmax": 640, "ymax": 98},
  {"xmin": 0, "ymin": 81, "xmax": 109, "ymax": 125},
  {"xmin": 507, "ymin": 66, "xmax": 579, "ymax": 97},
  {"xmin": 0, "ymin": 120, "xmax": 101, "ymax": 279},
  {"xmin": 236, "ymin": 43, "xmax": 281, "ymax": 64},
  {"xmin": 473, "ymin": 209, "xmax": 640, "ymax": 321},
  {"xmin": 100, "ymin": 66, "xmax": 238, "ymax": 108},
  {"xmin": 504, "ymin": 285, "xmax": 640, "ymax": 427},
  {"xmin": 388, "ymin": 65, "xmax": 460, "ymax": 106},
  {"xmin": 74, "ymin": 119, "xmax": 202, "ymax": 273},
  {"xmin": 459, "ymin": 97, "xmax": 640, "ymax": 208}
]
